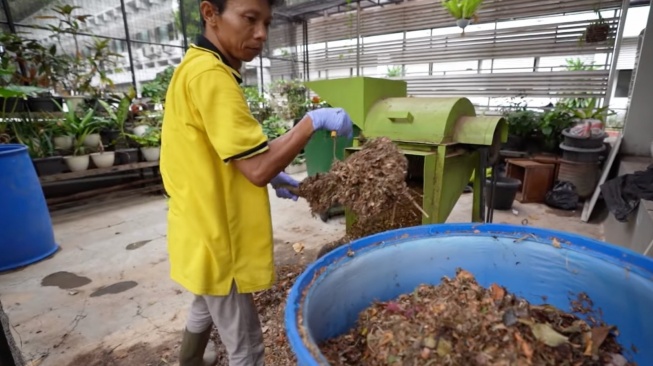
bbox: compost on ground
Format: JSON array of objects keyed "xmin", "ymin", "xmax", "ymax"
[{"xmin": 320, "ymin": 268, "xmax": 636, "ymax": 366}]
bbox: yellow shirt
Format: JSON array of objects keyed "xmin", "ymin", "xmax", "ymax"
[{"xmin": 160, "ymin": 37, "xmax": 274, "ymax": 296}]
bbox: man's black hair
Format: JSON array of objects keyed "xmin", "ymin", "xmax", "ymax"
[{"xmin": 200, "ymin": 0, "xmax": 277, "ymax": 29}]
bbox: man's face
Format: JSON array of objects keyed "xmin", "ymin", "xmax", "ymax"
[{"xmin": 205, "ymin": 0, "xmax": 272, "ymax": 62}]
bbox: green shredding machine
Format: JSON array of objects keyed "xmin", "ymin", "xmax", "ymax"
[{"xmin": 303, "ymin": 76, "xmax": 507, "ymax": 229}]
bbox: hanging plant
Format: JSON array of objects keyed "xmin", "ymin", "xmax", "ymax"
[
  {"xmin": 442, "ymin": 0, "xmax": 484, "ymax": 30},
  {"xmin": 583, "ymin": 10, "xmax": 611, "ymax": 44}
]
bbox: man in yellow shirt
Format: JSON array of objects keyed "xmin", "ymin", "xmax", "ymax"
[{"xmin": 160, "ymin": 0, "xmax": 353, "ymax": 365}]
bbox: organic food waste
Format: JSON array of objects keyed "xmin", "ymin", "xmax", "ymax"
[{"xmin": 320, "ymin": 268, "xmax": 636, "ymax": 366}]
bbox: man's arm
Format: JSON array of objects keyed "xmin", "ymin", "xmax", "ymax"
[{"xmin": 232, "ymin": 116, "xmax": 314, "ymax": 187}]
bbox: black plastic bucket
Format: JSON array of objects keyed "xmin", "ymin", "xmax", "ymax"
[{"xmin": 485, "ymin": 176, "xmax": 522, "ymax": 210}]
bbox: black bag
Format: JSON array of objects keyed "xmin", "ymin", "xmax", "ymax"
[{"xmin": 545, "ymin": 181, "xmax": 579, "ymax": 211}]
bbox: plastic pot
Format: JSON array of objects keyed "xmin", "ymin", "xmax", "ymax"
[
  {"xmin": 141, "ymin": 147, "xmax": 160, "ymax": 162},
  {"xmin": 64, "ymin": 155, "xmax": 90, "ymax": 172},
  {"xmin": 90, "ymin": 152, "xmax": 115, "ymax": 168},
  {"xmin": 559, "ymin": 143, "xmax": 605, "ymax": 163},
  {"xmin": 562, "ymin": 128, "xmax": 607, "ymax": 149},
  {"xmin": 485, "ymin": 176, "xmax": 521, "ymax": 210}
]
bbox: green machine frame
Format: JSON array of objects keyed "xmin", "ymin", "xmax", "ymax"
[{"xmin": 305, "ymin": 77, "xmax": 507, "ymax": 232}]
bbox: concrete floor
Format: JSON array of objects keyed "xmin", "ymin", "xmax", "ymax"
[{"xmin": 0, "ymin": 172, "xmax": 603, "ymax": 366}]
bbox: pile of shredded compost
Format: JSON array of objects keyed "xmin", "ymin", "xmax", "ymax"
[{"xmin": 320, "ymin": 268, "xmax": 636, "ymax": 366}]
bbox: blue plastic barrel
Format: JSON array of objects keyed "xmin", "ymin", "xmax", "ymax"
[
  {"xmin": 285, "ymin": 223, "xmax": 653, "ymax": 365},
  {"xmin": 0, "ymin": 144, "xmax": 59, "ymax": 272}
]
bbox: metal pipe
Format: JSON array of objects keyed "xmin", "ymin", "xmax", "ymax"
[
  {"xmin": 303, "ymin": 20, "xmax": 310, "ymax": 80},
  {"xmin": 119, "ymin": 0, "xmax": 138, "ymax": 92},
  {"xmin": 603, "ymin": 0, "xmax": 630, "ymax": 109},
  {"xmin": 1, "ymin": 0, "xmax": 16, "ymax": 34},
  {"xmin": 0, "ymin": 0, "xmax": 28, "ymax": 82},
  {"xmin": 478, "ymin": 149, "xmax": 487, "ymax": 223},
  {"xmin": 356, "ymin": 1, "xmax": 361, "ymax": 76},
  {"xmin": 179, "ymin": 0, "xmax": 190, "ymax": 51},
  {"xmin": 486, "ymin": 165, "xmax": 497, "ymax": 223}
]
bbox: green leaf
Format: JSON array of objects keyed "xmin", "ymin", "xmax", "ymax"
[{"xmin": 530, "ymin": 323, "xmax": 568, "ymax": 347}]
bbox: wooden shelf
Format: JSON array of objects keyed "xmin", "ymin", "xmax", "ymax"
[{"xmin": 39, "ymin": 161, "xmax": 160, "ymax": 184}]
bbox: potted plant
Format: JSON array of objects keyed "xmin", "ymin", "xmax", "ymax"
[
  {"xmin": 128, "ymin": 126, "xmax": 161, "ymax": 162},
  {"xmin": 10, "ymin": 116, "xmax": 66, "ymax": 176},
  {"xmin": 98, "ymin": 89, "xmax": 140, "ymax": 164},
  {"xmin": 583, "ymin": 10, "xmax": 611, "ymax": 44},
  {"xmin": 90, "ymin": 141, "xmax": 115, "ymax": 169},
  {"xmin": 271, "ymin": 79, "xmax": 309, "ymax": 122},
  {"xmin": 242, "ymin": 85, "xmax": 273, "ymax": 124},
  {"xmin": 442, "ymin": 0, "xmax": 484, "ymax": 30},
  {"xmin": 141, "ymin": 66, "xmax": 175, "ymax": 109},
  {"xmin": 561, "ymin": 100, "xmax": 613, "ymax": 148},
  {"xmin": 55, "ymin": 101, "xmax": 101, "ymax": 171},
  {"xmin": 503, "ymin": 108, "xmax": 541, "ymax": 152},
  {"xmin": 539, "ymin": 105, "xmax": 575, "ymax": 153}
]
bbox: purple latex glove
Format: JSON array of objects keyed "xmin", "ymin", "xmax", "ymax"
[
  {"xmin": 270, "ymin": 172, "xmax": 299, "ymax": 201},
  {"xmin": 307, "ymin": 108, "xmax": 354, "ymax": 138}
]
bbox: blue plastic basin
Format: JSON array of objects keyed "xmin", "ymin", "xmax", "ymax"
[
  {"xmin": 0, "ymin": 144, "xmax": 59, "ymax": 272},
  {"xmin": 285, "ymin": 223, "xmax": 653, "ymax": 365}
]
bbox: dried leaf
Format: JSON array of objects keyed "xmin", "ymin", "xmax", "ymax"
[
  {"xmin": 436, "ymin": 339, "xmax": 452, "ymax": 357},
  {"xmin": 423, "ymin": 336, "xmax": 436, "ymax": 349},
  {"xmin": 456, "ymin": 269, "xmax": 475, "ymax": 281},
  {"xmin": 292, "ymin": 242, "xmax": 304, "ymax": 254},
  {"xmin": 530, "ymin": 323, "xmax": 568, "ymax": 347},
  {"xmin": 514, "ymin": 331, "xmax": 534, "ymax": 361},
  {"xmin": 490, "ymin": 283, "xmax": 505, "ymax": 301},
  {"xmin": 590, "ymin": 326, "xmax": 612, "ymax": 356}
]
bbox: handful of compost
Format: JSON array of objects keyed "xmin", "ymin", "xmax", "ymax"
[{"xmin": 286, "ymin": 137, "xmax": 427, "ymax": 223}]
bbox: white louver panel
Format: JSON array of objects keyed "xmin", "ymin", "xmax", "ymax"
[{"xmin": 267, "ymin": 0, "xmax": 626, "ymax": 101}]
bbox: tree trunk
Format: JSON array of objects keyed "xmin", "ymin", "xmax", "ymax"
[{"xmin": 0, "ymin": 300, "xmax": 24, "ymax": 366}]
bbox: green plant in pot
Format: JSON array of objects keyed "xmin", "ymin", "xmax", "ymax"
[
  {"xmin": 272, "ymin": 79, "xmax": 309, "ymax": 122},
  {"xmin": 90, "ymin": 140, "xmax": 115, "ymax": 169},
  {"xmin": 37, "ymin": 5, "xmax": 91, "ymax": 100},
  {"xmin": 503, "ymin": 108, "xmax": 542, "ymax": 152},
  {"xmin": 55, "ymin": 101, "xmax": 101, "ymax": 172},
  {"xmin": 98, "ymin": 88, "xmax": 136, "ymax": 149},
  {"xmin": 243, "ymin": 86, "xmax": 273, "ymax": 124},
  {"xmin": 10, "ymin": 115, "xmax": 67, "ymax": 176},
  {"xmin": 442, "ymin": 0, "xmax": 484, "ymax": 31},
  {"xmin": 563, "ymin": 99, "xmax": 615, "ymax": 140},
  {"xmin": 141, "ymin": 66, "xmax": 175, "ymax": 108},
  {"xmin": 583, "ymin": 9, "xmax": 611, "ymax": 44},
  {"xmin": 128, "ymin": 126, "xmax": 161, "ymax": 162},
  {"xmin": 539, "ymin": 106, "xmax": 575, "ymax": 153}
]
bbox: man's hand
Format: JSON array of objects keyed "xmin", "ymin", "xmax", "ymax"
[
  {"xmin": 270, "ymin": 172, "xmax": 300, "ymax": 201},
  {"xmin": 307, "ymin": 108, "xmax": 354, "ymax": 138}
]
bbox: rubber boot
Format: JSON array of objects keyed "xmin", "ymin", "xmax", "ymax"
[{"xmin": 179, "ymin": 327, "xmax": 217, "ymax": 366}]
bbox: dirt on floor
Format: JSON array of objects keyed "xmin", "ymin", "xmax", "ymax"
[{"xmin": 64, "ymin": 335, "xmax": 182, "ymax": 366}]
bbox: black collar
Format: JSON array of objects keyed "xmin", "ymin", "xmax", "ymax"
[{"xmin": 194, "ymin": 34, "xmax": 243, "ymax": 84}]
